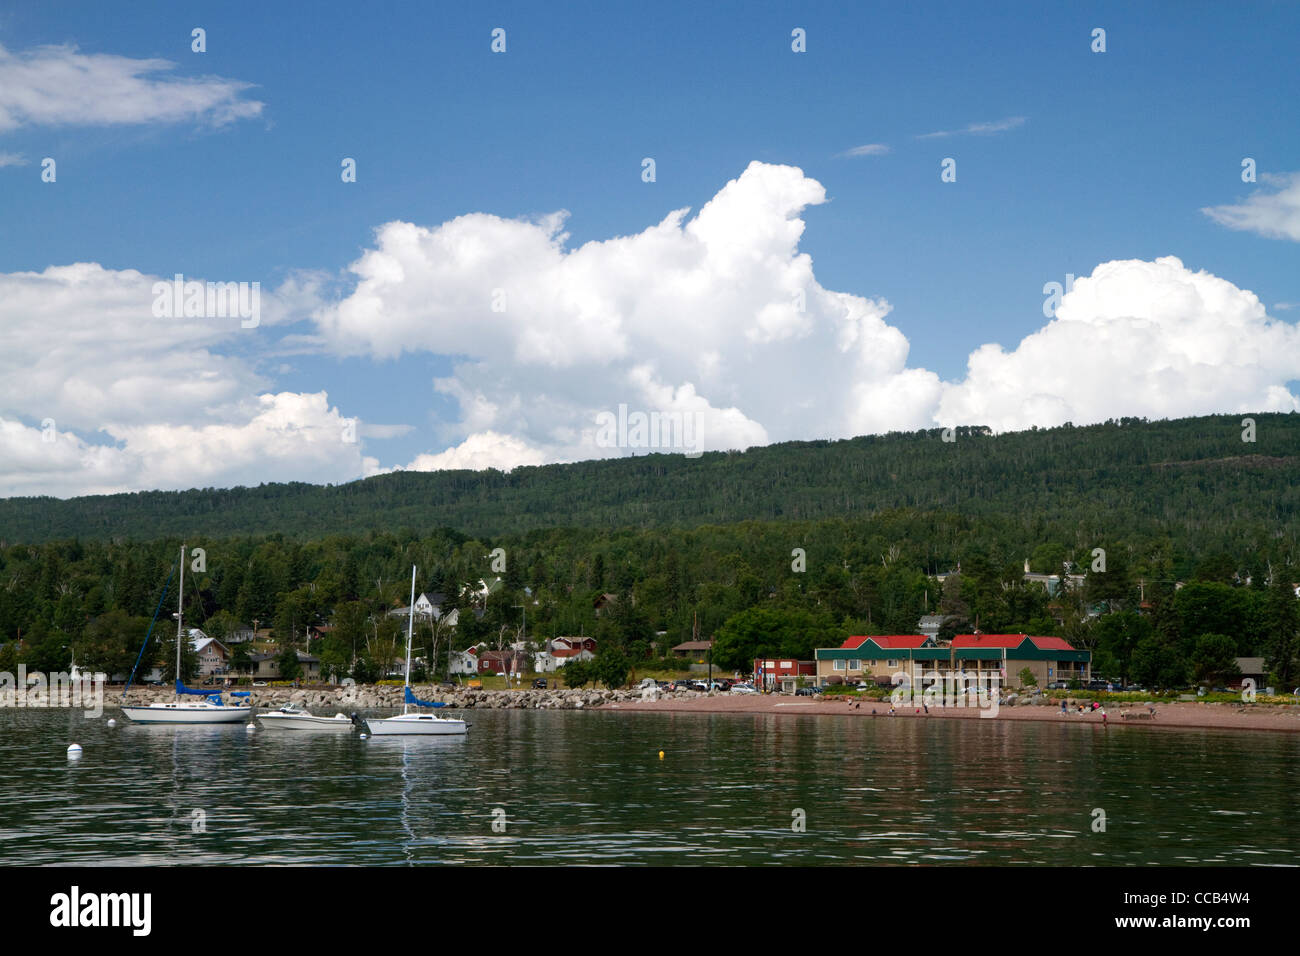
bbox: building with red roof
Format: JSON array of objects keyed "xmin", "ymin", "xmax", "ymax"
[
  {"xmin": 949, "ymin": 634, "xmax": 1090, "ymax": 686},
  {"xmin": 815, "ymin": 635, "xmax": 950, "ymax": 685},
  {"xmin": 814, "ymin": 633, "xmax": 1090, "ymax": 688}
]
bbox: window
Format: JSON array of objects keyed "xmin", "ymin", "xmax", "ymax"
[
  {"xmin": 887, "ymin": 659, "xmax": 899, "ymax": 667},
  {"xmin": 833, "ymin": 660, "xmax": 847, "ymax": 671}
]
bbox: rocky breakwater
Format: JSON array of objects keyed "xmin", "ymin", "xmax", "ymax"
[{"xmin": 109, "ymin": 684, "xmax": 691, "ymax": 712}]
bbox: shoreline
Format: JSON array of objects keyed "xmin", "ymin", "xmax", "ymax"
[
  {"xmin": 605, "ymin": 694, "xmax": 1300, "ymax": 734},
  {"xmin": 8, "ymin": 682, "xmax": 1298, "ymax": 734}
]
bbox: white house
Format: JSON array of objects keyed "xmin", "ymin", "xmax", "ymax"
[
  {"xmin": 389, "ymin": 592, "xmax": 459, "ymax": 624},
  {"xmin": 449, "ymin": 649, "xmax": 478, "ymax": 676}
]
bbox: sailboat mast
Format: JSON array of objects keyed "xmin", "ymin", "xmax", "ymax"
[
  {"xmin": 176, "ymin": 543, "xmax": 185, "ymax": 684},
  {"xmin": 404, "ymin": 564, "xmax": 416, "ymax": 712}
]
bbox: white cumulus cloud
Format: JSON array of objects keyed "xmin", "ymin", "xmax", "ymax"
[
  {"xmin": 0, "ymin": 263, "xmax": 375, "ymax": 497},
  {"xmin": 6, "ymin": 163, "xmax": 1300, "ymax": 496},
  {"xmin": 937, "ymin": 256, "xmax": 1300, "ymax": 429},
  {"xmin": 313, "ymin": 164, "xmax": 1300, "ymax": 473}
]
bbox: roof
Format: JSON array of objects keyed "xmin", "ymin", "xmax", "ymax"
[
  {"xmin": 480, "ymin": 650, "xmax": 524, "ymax": 661},
  {"xmin": 672, "ymin": 640, "xmax": 714, "ymax": 651},
  {"xmin": 1234, "ymin": 657, "xmax": 1266, "ymax": 671},
  {"xmin": 841, "ymin": 635, "xmax": 930, "ymax": 650},
  {"xmin": 951, "ymin": 634, "xmax": 1076, "ymax": 651}
]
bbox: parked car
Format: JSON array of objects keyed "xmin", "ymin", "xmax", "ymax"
[
  {"xmin": 1086, "ymin": 679, "xmax": 1111, "ymax": 691},
  {"xmin": 794, "ymin": 686, "xmax": 820, "ymax": 697},
  {"xmin": 252, "ymin": 681, "xmax": 267, "ymax": 687},
  {"xmin": 532, "ymin": 678, "xmax": 548, "ymax": 689},
  {"xmin": 1047, "ymin": 680, "xmax": 1070, "ymax": 689},
  {"xmin": 731, "ymin": 684, "xmax": 759, "ymax": 695}
]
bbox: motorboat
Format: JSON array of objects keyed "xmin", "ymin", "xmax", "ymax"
[{"xmin": 256, "ymin": 701, "xmax": 355, "ymax": 732}]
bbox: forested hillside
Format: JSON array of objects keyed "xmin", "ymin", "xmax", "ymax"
[
  {"xmin": 1, "ymin": 413, "xmax": 1297, "ymax": 691},
  {"xmin": 2, "ymin": 414, "xmax": 1298, "ymax": 552}
]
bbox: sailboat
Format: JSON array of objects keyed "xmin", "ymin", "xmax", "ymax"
[
  {"xmin": 121, "ymin": 545, "xmax": 252, "ymax": 724},
  {"xmin": 366, "ymin": 565, "xmax": 468, "ymax": 736}
]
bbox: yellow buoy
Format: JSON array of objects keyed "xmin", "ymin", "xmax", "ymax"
[{"xmin": 658, "ymin": 750, "xmax": 665, "ymax": 760}]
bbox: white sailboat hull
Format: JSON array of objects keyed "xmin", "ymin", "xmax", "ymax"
[
  {"xmin": 257, "ymin": 711, "xmax": 355, "ymax": 731},
  {"xmin": 121, "ymin": 702, "xmax": 252, "ymax": 724},
  {"xmin": 365, "ymin": 566, "xmax": 470, "ymax": 737},
  {"xmin": 365, "ymin": 713, "xmax": 468, "ymax": 736}
]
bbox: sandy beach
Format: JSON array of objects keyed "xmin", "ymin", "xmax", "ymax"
[{"xmin": 607, "ymin": 693, "xmax": 1300, "ymax": 733}]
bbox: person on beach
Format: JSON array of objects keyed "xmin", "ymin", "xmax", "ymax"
[{"xmin": 1060, "ymin": 699, "xmax": 1067, "ymax": 715}]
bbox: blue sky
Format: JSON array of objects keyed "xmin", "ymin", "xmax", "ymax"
[{"xmin": 1, "ymin": 1, "xmax": 1298, "ymax": 496}]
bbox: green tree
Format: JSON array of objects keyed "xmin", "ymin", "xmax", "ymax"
[
  {"xmin": 229, "ymin": 642, "xmax": 252, "ymax": 673},
  {"xmin": 1261, "ymin": 575, "xmax": 1299, "ymax": 686},
  {"xmin": 1190, "ymin": 633, "xmax": 1241, "ymax": 686},
  {"xmin": 712, "ymin": 606, "xmax": 845, "ymax": 671},
  {"xmin": 563, "ymin": 659, "xmax": 593, "ymax": 688},
  {"xmin": 595, "ymin": 649, "xmax": 631, "ymax": 689},
  {"xmin": 79, "ymin": 609, "xmax": 145, "ymax": 677},
  {"xmin": 276, "ymin": 646, "xmax": 303, "ymax": 682},
  {"xmin": 1130, "ymin": 635, "xmax": 1188, "ymax": 689},
  {"xmin": 936, "ymin": 574, "xmax": 970, "ymax": 642},
  {"xmin": 1093, "ymin": 610, "xmax": 1152, "ymax": 682}
]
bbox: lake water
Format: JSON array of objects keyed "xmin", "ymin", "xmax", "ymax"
[{"xmin": 2, "ymin": 708, "xmax": 1297, "ymax": 865}]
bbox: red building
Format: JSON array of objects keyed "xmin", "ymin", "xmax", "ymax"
[{"xmin": 753, "ymin": 657, "xmax": 816, "ymax": 691}]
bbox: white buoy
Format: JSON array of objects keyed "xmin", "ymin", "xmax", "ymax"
[
  {"xmin": 246, "ymin": 723, "xmax": 256, "ymax": 732},
  {"xmin": 106, "ymin": 718, "xmax": 116, "ymax": 727},
  {"xmin": 359, "ymin": 733, "xmax": 368, "ymax": 740},
  {"xmin": 67, "ymin": 744, "xmax": 83, "ymax": 758}
]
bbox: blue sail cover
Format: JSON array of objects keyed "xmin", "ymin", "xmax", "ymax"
[
  {"xmin": 175, "ymin": 679, "xmax": 211, "ymax": 696},
  {"xmin": 404, "ymin": 685, "xmax": 446, "ymax": 708}
]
